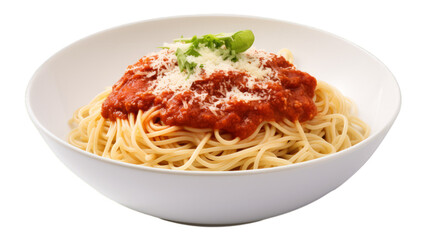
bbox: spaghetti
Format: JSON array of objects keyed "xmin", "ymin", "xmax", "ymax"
[
  {"xmin": 68, "ymin": 81, "xmax": 369, "ymax": 170},
  {"xmin": 68, "ymin": 31, "xmax": 369, "ymax": 171}
]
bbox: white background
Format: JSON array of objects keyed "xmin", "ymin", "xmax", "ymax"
[{"xmin": 1, "ymin": 0, "xmax": 427, "ymax": 239}]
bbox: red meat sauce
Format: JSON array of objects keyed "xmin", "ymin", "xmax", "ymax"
[{"xmin": 101, "ymin": 52, "xmax": 317, "ymax": 139}]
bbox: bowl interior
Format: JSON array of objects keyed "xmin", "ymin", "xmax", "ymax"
[{"xmin": 27, "ymin": 15, "xmax": 400, "ymax": 143}]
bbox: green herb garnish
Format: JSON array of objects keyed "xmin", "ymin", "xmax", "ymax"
[{"xmin": 173, "ymin": 30, "xmax": 255, "ymax": 75}]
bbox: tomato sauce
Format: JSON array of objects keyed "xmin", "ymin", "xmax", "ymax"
[{"xmin": 101, "ymin": 53, "xmax": 317, "ymax": 139}]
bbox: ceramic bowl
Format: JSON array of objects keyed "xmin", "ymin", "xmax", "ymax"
[{"xmin": 26, "ymin": 15, "xmax": 400, "ymax": 225}]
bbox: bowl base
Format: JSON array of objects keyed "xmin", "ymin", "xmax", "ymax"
[{"xmin": 160, "ymin": 218, "xmax": 261, "ymax": 227}]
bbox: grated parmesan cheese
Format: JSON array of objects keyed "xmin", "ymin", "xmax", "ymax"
[{"xmin": 132, "ymin": 43, "xmax": 292, "ymax": 112}]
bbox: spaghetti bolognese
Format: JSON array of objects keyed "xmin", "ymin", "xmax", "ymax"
[{"xmin": 68, "ymin": 30, "xmax": 369, "ymax": 171}]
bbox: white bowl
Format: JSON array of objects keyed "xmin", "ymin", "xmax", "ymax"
[{"xmin": 26, "ymin": 15, "xmax": 401, "ymax": 225}]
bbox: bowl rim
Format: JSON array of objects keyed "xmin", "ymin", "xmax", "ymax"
[{"xmin": 25, "ymin": 14, "xmax": 402, "ymax": 176}]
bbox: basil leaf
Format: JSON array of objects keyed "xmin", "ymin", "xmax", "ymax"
[{"xmin": 230, "ymin": 30, "xmax": 255, "ymax": 53}]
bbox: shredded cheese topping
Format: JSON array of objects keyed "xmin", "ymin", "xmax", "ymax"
[{"xmin": 126, "ymin": 43, "xmax": 294, "ymax": 113}]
